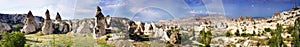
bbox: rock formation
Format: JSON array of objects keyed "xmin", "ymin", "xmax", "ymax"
[
  {"xmin": 55, "ymin": 12, "xmax": 62, "ymax": 23},
  {"xmin": 169, "ymin": 32, "xmax": 181, "ymax": 44},
  {"xmin": 76, "ymin": 21, "xmax": 92, "ymax": 34},
  {"xmin": 0, "ymin": 23, "xmax": 11, "ymax": 32},
  {"xmin": 53, "ymin": 12, "xmax": 70, "ymax": 34},
  {"xmin": 245, "ymin": 16, "xmax": 253, "ymax": 21},
  {"xmin": 93, "ymin": 6, "xmax": 107, "ymax": 39},
  {"xmin": 41, "ymin": 9, "xmax": 53, "ymax": 34},
  {"xmin": 272, "ymin": 11, "xmax": 281, "ymax": 19},
  {"xmin": 21, "ymin": 11, "xmax": 37, "ymax": 34},
  {"xmin": 152, "ymin": 27, "xmax": 170, "ymax": 42},
  {"xmin": 106, "ymin": 15, "xmax": 111, "ymax": 28},
  {"xmin": 238, "ymin": 15, "xmax": 243, "ymax": 21}
]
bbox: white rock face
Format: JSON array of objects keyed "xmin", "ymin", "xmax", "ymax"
[
  {"xmin": 41, "ymin": 10, "xmax": 53, "ymax": 34},
  {"xmin": 152, "ymin": 28, "xmax": 170, "ymax": 42},
  {"xmin": 0, "ymin": 23, "xmax": 11, "ymax": 31},
  {"xmin": 21, "ymin": 11, "xmax": 37, "ymax": 34},
  {"xmin": 108, "ymin": 33, "xmax": 128, "ymax": 40},
  {"xmin": 76, "ymin": 22, "xmax": 92, "ymax": 34}
]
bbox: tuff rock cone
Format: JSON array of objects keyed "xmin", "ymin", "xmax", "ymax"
[
  {"xmin": 41, "ymin": 9, "xmax": 53, "ymax": 34},
  {"xmin": 55, "ymin": 12, "xmax": 62, "ymax": 23},
  {"xmin": 21, "ymin": 11, "xmax": 38, "ymax": 34}
]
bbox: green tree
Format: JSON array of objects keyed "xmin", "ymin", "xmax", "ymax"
[
  {"xmin": 241, "ymin": 33, "xmax": 247, "ymax": 37},
  {"xmin": 1, "ymin": 31, "xmax": 26, "ymax": 47},
  {"xmin": 226, "ymin": 31, "xmax": 232, "ymax": 37},
  {"xmin": 268, "ymin": 24, "xmax": 284, "ymax": 47},
  {"xmin": 292, "ymin": 18, "xmax": 300, "ymax": 47},
  {"xmin": 235, "ymin": 30, "xmax": 240, "ymax": 36},
  {"xmin": 264, "ymin": 28, "xmax": 271, "ymax": 32},
  {"xmin": 198, "ymin": 29, "xmax": 212, "ymax": 47}
]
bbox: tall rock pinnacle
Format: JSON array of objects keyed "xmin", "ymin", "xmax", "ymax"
[
  {"xmin": 55, "ymin": 12, "xmax": 62, "ymax": 23},
  {"xmin": 45, "ymin": 9, "xmax": 51, "ymax": 20},
  {"xmin": 42, "ymin": 9, "xmax": 53, "ymax": 34},
  {"xmin": 21, "ymin": 11, "xmax": 38, "ymax": 34},
  {"xmin": 93, "ymin": 6, "xmax": 107, "ymax": 39}
]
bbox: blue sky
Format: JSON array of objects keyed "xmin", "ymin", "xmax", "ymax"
[
  {"xmin": 0, "ymin": 0, "xmax": 299, "ymax": 22},
  {"xmin": 99, "ymin": 0, "xmax": 299, "ymax": 22}
]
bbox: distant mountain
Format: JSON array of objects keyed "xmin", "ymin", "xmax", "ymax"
[
  {"xmin": 0, "ymin": 13, "xmax": 44, "ymax": 25},
  {"xmin": 155, "ymin": 16, "xmax": 226, "ymax": 28}
]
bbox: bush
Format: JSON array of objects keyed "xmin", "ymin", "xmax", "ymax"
[
  {"xmin": 235, "ymin": 30, "xmax": 240, "ymax": 36},
  {"xmin": 241, "ymin": 33, "xmax": 247, "ymax": 37},
  {"xmin": 268, "ymin": 24, "xmax": 284, "ymax": 47},
  {"xmin": 198, "ymin": 29, "xmax": 212, "ymax": 47},
  {"xmin": 286, "ymin": 26, "xmax": 294, "ymax": 34},
  {"xmin": 292, "ymin": 18, "xmax": 300, "ymax": 47},
  {"xmin": 11, "ymin": 24, "xmax": 22, "ymax": 31},
  {"xmin": 226, "ymin": 32, "xmax": 232, "ymax": 37},
  {"xmin": 1, "ymin": 31, "xmax": 26, "ymax": 47},
  {"xmin": 264, "ymin": 28, "xmax": 271, "ymax": 32}
]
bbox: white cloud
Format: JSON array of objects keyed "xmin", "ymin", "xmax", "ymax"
[
  {"xmin": 0, "ymin": 0, "xmax": 56, "ymax": 9},
  {"xmin": 72, "ymin": 0, "xmax": 100, "ymax": 19},
  {"xmin": 190, "ymin": 10, "xmax": 223, "ymax": 15},
  {"xmin": 100, "ymin": 0, "xmax": 124, "ymax": 10},
  {"xmin": 0, "ymin": 0, "xmax": 58, "ymax": 19}
]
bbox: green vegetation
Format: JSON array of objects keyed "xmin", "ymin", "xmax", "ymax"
[
  {"xmin": 198, "ymin": 29, "xmax": 212, "ymax": 47},
  {"xmin": 0, "ymin": 31, "xmax": 26, "ymax": 47},
  {"xmin": 96, "ymin": 36, "xmax": 113, "ymax": 47},
  {"xmin": 241, "ymin": 33, "xmax": 248, "ymax": 37},
  {"xmin": 292, "ymin": 18, "xmax": 300, "ymax": 47},
  {"xmin": 226, "ymin": 29, "xmax": 233, "ymax": 37},
  {"xmin": 226, "ymin": 31, "xmax": 232, "ymax": 37},
  {"xmin": 286, "ymin": 26, "xmax": 294, "ymax": 34},
  {"xmin": 264, "ymin": 28, "xmax": 271, "ymax": 32},
  {"xmin": 11, "ymin": 24, "xmax": 22, "ymax": 31},
  {"xmin": 25, "ymin": 34, "xmax": 73, "ymax": 47},
  {"xmin": 268, "ymin": 24, "xmax": 284, "ymax": 47},
  {"xmin": 235, "ymin": 30, "xmax": 240, "ymax": 36}
]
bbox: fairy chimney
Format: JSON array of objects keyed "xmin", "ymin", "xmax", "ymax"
[
  {"xmin": 93, "ymin": 6, "xmax": 107, "ymax": 39},
  {"xmin": 21, "ymin": 11, "xmax": 38, "ymax": 34},
  {"xmin": 41, "ymin": 9, "xmax": 53, "ymax": 34},
  {"xmin": 55, "ymin": 12, "xmax": 62, "ymax": 23}
]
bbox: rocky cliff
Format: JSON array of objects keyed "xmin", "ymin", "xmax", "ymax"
[{"xmin": 0, "ymin": 13, "xmax": 44, "ymax": 32}]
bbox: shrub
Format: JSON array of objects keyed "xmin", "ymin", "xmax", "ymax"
[
  {"xmin": 268, "ymin": 24, "xmax": 284, "ymax": 47},
  {"xmin": 252, "ymin": 31, "xmax": 256, "ymax": 36},
  {"xmin": 1, "ymin": 31, "xmax": 26, "ymax": 47},
  {"xmin": 292, "ymin": 18, "xmax": 300, "ymax": 47},
  {"xmin": 96, "ymin": 36, "xmax": 113, "ymax": 47},
  {"xmin": 241, "ymin": 33, "xmax": 247, "ymax": 37},
  {"xmin": 226, "ymin": 31, "xmax": 232, "ymax": 37},
  {"xmin": 198, "ymin": 29, "xmax": 212, "ymax": 47},
  {"xmin": 235, "ymin": 30, "xmax": 240, "ymax": 36},
  {"xmin": 11, "ymin": 24, "xmax": 22, "ymax": 31},
  {"xmin": 286, "ymin": 26, "xmax": 294, "ymax": 34},
  {"xmin": 264, "ymin": 28, "xmax": 271, "ymax": 32}
]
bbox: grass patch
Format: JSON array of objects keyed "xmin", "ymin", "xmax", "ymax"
[{"xmin": 25, "ymin": 34, "xmax": 73, "ymax": 47}]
